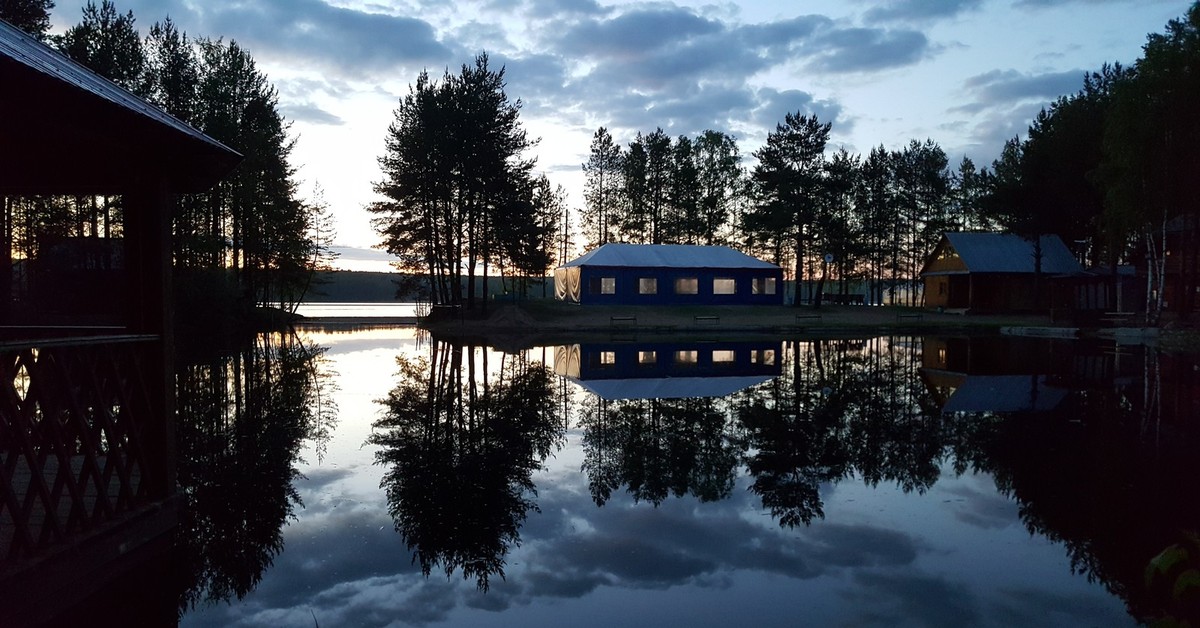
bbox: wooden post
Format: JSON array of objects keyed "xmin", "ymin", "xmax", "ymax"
[{"xmin": 122, "ymin": 178, "xmax": 176, "ymax": 498}]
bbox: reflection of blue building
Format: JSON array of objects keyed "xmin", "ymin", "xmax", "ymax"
[
  {"xmin": 553, "ymin": 244, "xmax": 784, "ymax": 306},
  {"xmin": 554, "ymin": 341, "xmax": 782, "ymax": 400}
]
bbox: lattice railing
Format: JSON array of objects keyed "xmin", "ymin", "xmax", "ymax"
[{"xmin": 0, "ymin": 335, "xmax": 159, "ymax": 562}]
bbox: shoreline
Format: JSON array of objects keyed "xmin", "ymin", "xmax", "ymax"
[{"xmin": 289, "ymin": 301, "xmax": 1198, "ymax": 352}]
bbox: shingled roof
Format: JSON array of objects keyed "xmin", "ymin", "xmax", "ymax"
[
  {"xmin": 560, "ymin": 243, "xmax": 779, "ymax": 270},
  {"xmin": 924, "ymin": 233, "xmax": 1083, "ymax": 275}
]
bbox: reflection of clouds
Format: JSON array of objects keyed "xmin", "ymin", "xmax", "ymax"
[
  {"xmin": 941, "ymin": 472, "xmax": 1020, "ymax": 530},
  {"xmin": 808, "ymin": 524, "xmax": 919, "ymax": 567},
  {"xmin": 515, "ymin": 489, "xmax": 921, "ymax": 600},
  {"xmin": 845, "ymin": 571, "xmax": 979, "ymax": 628},
  {"xmin": 991, "ymin": 586, "xmax": 1138, "ymax": 627},
  {"xmin": 182, "ymin": 462, "xmax": 1132, "ymax": 628},
  {"xmin": 299, "ymin": 466, "xmax": 355, "ymax": 491}
]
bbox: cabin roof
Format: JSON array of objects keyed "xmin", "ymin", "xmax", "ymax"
[
  {"xmin": 560, "ymin": 243, "xmax": 779, "ymax": 270},
  {"xmin": 941, "ymin": 375, "xmax": 1069, "ymax": 413},
  {"xmin": 0, "ymin": 18, "xmax": 240, "ymax": 194},
  {"xmin": 925, "ymin": 232, "xmax": 1082, "ymax": 276}
]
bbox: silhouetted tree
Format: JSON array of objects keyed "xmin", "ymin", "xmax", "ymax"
[
  {"xmin": 0, "ymin": 0, "xmax": 54, "ymax": 40},
  {"xmin": 581, "ymin": 127, "xmax": 623, "ymax": 248},
  {"xmin": 744, "ymin": 112, "xmax": 831, "ymax": 306},
  {"xmin": 56, "ymin": 0, "xmax": 145, "ymax": 93},
  {"xmin": 370, "ymin": 55, "xmax": 540, "ymax": 310},
  {"xmin": 694, "ymin": 130, "xmax": 743, "ymax": 246}
]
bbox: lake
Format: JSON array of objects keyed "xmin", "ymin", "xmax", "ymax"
[{"xmin": 169, "ymin": 324, "xmax": 1198, "ymax": 627}]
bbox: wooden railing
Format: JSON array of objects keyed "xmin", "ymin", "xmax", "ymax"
[{"xmin": 0, "ymin": 335, "xmax": 161, "ymax": 562}]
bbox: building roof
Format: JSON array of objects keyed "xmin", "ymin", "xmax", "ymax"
[
  {"xmin": 928, "ymin": 232, "xmax": 1082, "ymax": 276},
  {"xmin": 0, "ymin": 18, "xmax": 240, "ymax": 194},
  {"xmin": 560, "ymin": 243, "xmax": 779, "ymax": 270},
  {"xmin": 574, "ymin": 375, "xmax": 775, "ymax": 400},
  {"xmin": 941, "ymin": 375, "xmax": 1069, "ymax": 413}
]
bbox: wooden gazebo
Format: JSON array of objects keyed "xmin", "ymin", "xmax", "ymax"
[{"xmin": 0, "ymin": 18, "xmax": 239, "ymax": 624}]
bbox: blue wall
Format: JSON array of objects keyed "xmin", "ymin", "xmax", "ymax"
[
  {"xmin": 576, "ymin": 265, "xmax": 784, "ymax": 305},
  {"xmin": 576, "ymin": 340, "xmax": 783, "ymax": 380}
]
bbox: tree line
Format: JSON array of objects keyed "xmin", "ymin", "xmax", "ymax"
[
  {"xmin": 1, "ymin": 0, "xmax": 333, "ymax": 320},
  {"xmin": 576, "ymin": 3, "xmax": 1200, "ymax": 313},
  {"xmin": 582, "ymin": 118, "xmax": 983, "ymax": 306}
]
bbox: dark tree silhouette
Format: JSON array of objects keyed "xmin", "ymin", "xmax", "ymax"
[
  {"xmin": 0, "ymin": 0, "xmax": 54, "ymax": 40},
  {"xmin": 174, "ymin": 331, "xmax": 337, "ymax": 613},
  {"xmin": 371, "ymin": 340, "xmax": 563, "ymax": 590}
]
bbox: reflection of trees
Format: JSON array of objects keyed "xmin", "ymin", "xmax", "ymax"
[
  {"xmin": 571, "ymin": 336, "xmax": 1198, "ymax": 620},
  {"xmin": 738, "ymin": 337, "xmax": 946, "ymax": 527},
  {"xmin": 174, "ymin": 331, "xmax": 337, "ymax": 612},
  {"xmin": 947, "ymin": 350, "xmax": 1200, "ymax": 623},
  {"xmin": 845, "ymin": 337, "xmax": 946, "ymax": 493},
  {"xmin": 370, "ymin": 340, "xmax": 563, "ymax": 590},
  {"xmin": 580, "ymin": 396, "xmax": 743, "ymax": 506},
  {"xmin": 576, "ymin": 337, "xmax": 945, "ymax": 526}
]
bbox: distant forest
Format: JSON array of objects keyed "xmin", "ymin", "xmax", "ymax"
[
  {"xmin": 579, "ymin": 3, "xmax": 1200, "ymax": 315},
  {"xmin": 1, "ymin": 0, "xmax": 336, "ymax": 323}
]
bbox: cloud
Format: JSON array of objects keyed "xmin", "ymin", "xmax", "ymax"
[
  {"xmin": 961, "ymin": 68, "xmax": 1086, "ymax": 105},
  {"xmin": 523, "ymin": 0, "xmax": 608, "ymax": 17},
  {"xmin": 753, "ymin": 88, "xmax": 845, "ymax": 131},
  {"xmin": 863, "ymin": 0, "xmax": 985, "ymax": 23},
  {"xmin": 806, "ymin": 27, "xmax": 933, "ymax": 73},
  {"xmin": 70, "ymin": 0, "xmax": 451, "ymax": 76},
  {"xmin": 946, "ymin": 68, "xmax": 1088, "ymax": 163},
  {"xmin": 1013, "ymin": 0, "xmax": 1163, "ymax": 6},
  {"xmin": 204, "ymin": 0, "xmax": 451, "ymax": 74},
  {"xmin": 558, "ymin": 7, "xmax": 724, "ymax": 58},
  {"xmin": 281, "ymin": 103, "xmax": 345, "ymax": 125}
]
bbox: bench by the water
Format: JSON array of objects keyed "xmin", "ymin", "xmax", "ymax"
[
  {"xmin": 694, "ymin": 315, "xmax": 719, "ymax": 325},
  {"xmin": 795, "ymin": 313, "xmax": 822, "ymax": 323},
  {"xmin": 610, "ymin": 315, "xmax": 637, "ymax": 326},
  {"xmin": 897, "ymin": 312, "xmax": 924, "ymax": 321}
]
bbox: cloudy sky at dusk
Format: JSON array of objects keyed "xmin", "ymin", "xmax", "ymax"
[{"xmin": 51, "ymin": 0, "xmax": 1195, "ymax": 268}]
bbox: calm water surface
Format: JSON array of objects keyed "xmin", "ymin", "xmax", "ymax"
[
  {"xmin": 293, "ymin": 301, "xmax": 423, "ymax": 318},
  {"xmin": 174, "ymin": 322, "xmax": 1198, "ymax": 627}
]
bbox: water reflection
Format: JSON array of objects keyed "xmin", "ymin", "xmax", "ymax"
[
  {"xmin": 174, "ymin": 330, "xmax": 337, "ymax": 612},
  {"xmin": 370, "ymin": 339, "xmax": 564, "ymax": 590},
  {"xmin": 561, "ymin": 341, "xmax": 777, "ymax": 507},
  {"xmin": 559, "ymin": 335, "xmax": 1198, "ymax": 623},
  {"xmin": 166, "ymin": 331, "xmax": 1197, "ymax": 627},
  {"xmin": 934, "ymin": 340, "xmax": 1200, "ymax": 623}
]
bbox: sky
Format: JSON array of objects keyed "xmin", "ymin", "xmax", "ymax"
[{"xmin": 50, "ymin": 0, "xmax": 1196, "ymax": 271}]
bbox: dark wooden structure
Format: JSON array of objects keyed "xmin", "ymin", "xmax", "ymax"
[
  {"xmin": 0, "ymin": 19, "xmax": 239, "ymax": 624},
  {"xmin": 1164, "ymin": 213, "xmax": 1199, "ymax": 316},
  {"xmin": 920, "ymin": 232, "xmax": 1083, "ymax": 313}
]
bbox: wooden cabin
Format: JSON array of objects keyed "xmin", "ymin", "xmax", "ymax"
[
  {"xmin": 920, "ymin": 232, "xmax": 1082, "ymax": 313},
  {"xmin": 0, "ymin": 19, "xmax": 239, "ymax": 624}
]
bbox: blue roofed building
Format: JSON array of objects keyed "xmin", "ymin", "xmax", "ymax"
[
  {"xmin": 920, "ymin": 232, "xmax": 1083, "ymax": 312},
  {"xmin": 554, "ymin": 243, "xmax": 784, "ymax": 305}
]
